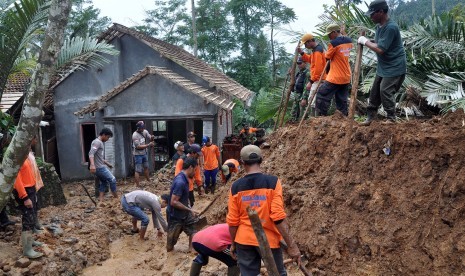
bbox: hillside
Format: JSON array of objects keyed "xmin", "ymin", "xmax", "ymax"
[
  {"xmin": 392, "ymin": 0, "xmax": 463, "ymax": 25},
  {"xmin": 205, "ymin": 110, "xmax": 465, "ymax": 275}
]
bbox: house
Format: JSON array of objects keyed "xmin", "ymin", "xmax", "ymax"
[{"xmin": 52, "ymin": 23, "xmax": 253, "ymax": 181}]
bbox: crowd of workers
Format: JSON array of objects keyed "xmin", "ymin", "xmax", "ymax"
[{"xmin": 3, "ymin": 0, "xmax": 406, "ymax": 275}]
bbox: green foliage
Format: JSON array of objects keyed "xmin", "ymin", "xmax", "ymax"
[
  {"xmin": 195, "ymin": 0, "xmax": 235, "ymax": 72},
  {"xmin": 0, "ymin": 0, "xmax": 50, "ymax": 99},
  {"xmin": 391, "ymin": 0, "xmax": 463, "ymax": 25},
  {"xmin": 0, "ymin": 111, "xmax": 15, "ymax": 162},
  {"xmin": 56, "ymin": 35, "xmax": 120, "ymax": 70},
  {"xmin": 66, "ymin": 0, "xmax": 112, "ymax": 39},
  {"xmin": 135, "ymin": 0, "xmax": 190, "ymax": 46}
]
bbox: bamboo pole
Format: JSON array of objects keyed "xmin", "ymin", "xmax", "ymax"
[
  {"xmin": 298, "ymin": 61, "xmax": 330, "ymax": 129},
  {"xmin": 348, "ymin": 32, "xmax": 365, "ymax": 119},
  {"xmin": 246, "ymin": 206, "xmax": 280, "ymax": 276},
  {"xmin": 278, "ymin": 41, "xmax": 301, "ymax": 128}
]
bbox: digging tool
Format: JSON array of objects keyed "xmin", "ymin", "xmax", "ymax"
[
  {"xmin": 298, "ymin": 60, "xmax": 330, "ymax": 129},
  {"xmin": 348, "ymin": 31, "xmax": 365, "ymax": 119},
  {"xmin": 274, "ymin": 73, "xmax": 291, "ymax": 131},
  {"xmin": 247, "ymin": 206, "xmax": 280, "ymax": 276},
  {"xmin": 278, "ymin": 41, "xmax": 301, "ymax": 129},
  {"xmin": 80, "ymin": 183, "xmax": 97, "ymax": 206}
]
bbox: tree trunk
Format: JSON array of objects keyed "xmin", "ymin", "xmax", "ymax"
[
  {"xmin": 191, "ymin": 0, "xmax": 198, "ymax": 57},
  {"xmin": 270, "ymin": 15, "xmax": 277, "ymax": 86},
  {"xmin": 0, "ymin": 0, "xmax": 72, "ymax": 211}
]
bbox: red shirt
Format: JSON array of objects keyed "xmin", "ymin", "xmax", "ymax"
[{"xmin": 192, "ymin": 223, "xmax": 232, "ymax": 252}]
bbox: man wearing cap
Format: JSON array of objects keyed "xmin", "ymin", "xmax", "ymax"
[
  {"xmin": 121, "ymin": 190, "xmax": 169, "ymax": 240},
  {"xmin": 167, "ymin": 157, "xmax": 200, "ymax": 252},
  {"xmin": 297, "ymin": 33, "xmax": 327, "ymax": 116},
  {"xmin": 183, "ymin": 131, "xmax": 196, "ymax": 155},
  {"xmin": 220, "ymin": 158, "xmax": 240, "ymax": 184},
  {"xmin": 358, "ymin": 0, "xmax": 406, "ymax": 125},
  {"xmin": 175, "ymin": 143, "xmax": 203, "ymax": 207},
  {"xmin": 172, "ymin": 141, "xmax": 185, "ymax": 167},
  {"xmin": 132, "ymin": 121, "xmax": 155, "ymax": 187},
  {"xmin": 315, "ymin": 23, "xmax": 353, "ymax": 116},
  {"xmin": 290, "ymin": 57, "xmax": 309, "ymax": 122},
  {"xmin": 227, "ymin": 145, "xmax": 301, "ymax": 275}
]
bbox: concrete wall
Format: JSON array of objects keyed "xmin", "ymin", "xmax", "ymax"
[{"xmin": 54, "ymin": 33, "xmax": 230, "ymax": 181}]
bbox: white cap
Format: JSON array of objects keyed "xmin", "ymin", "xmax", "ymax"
[{"xmin": 174, "ymin": 141, "xmax": 184, "ymax": 150}]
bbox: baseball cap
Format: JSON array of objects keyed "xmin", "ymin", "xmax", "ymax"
[
  {"xmin": 221, "ymin": 165, "xmax": 230, "ymax": 176},
  {"xmin": 174, "ymin": 141, "xmax": 184, "ymax": 150},
  {"xmin": 136, "ymin": 121, "xmax": 145, "ymax": 129},
  {"xmin": 188, "ymin": 143, "xmax": 202, "ymax": 155},
  {"xmin": 187, "ymin": 131, "xmax": 196, "ymax": 138},
  {"xmin": 240, "ymin": 145, "xmax": 262, "ymax": 162},
  {"xmin": 324, "ymin": 24, "xmax": 340, "ymax": 36},
  {"xmin": 365, "ymin": 0, "xmax": 388, "ymax": 16},
  {"xmin": 301, "ymin": 33, "xmax": 314, "ymax": 44}
]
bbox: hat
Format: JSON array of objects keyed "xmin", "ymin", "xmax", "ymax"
[
  {"xmin": 240, "ymin": 145, "xmax": 262, "ymax": 162},
  {"xmin": 301, "ymin": 33, "xmax": 314, "ymax": 44},
  {"xmin": 161, "ymin": 194, "xmax": 170, "ymax": 202},
  {"xmin": 365, "ymin": 0, "xmax": 388, "ymax": 16},
  {"xmin": 324, "ymin": 24, "xmax": 340, "ymax": 36},
  {"xmin": 202, "ymin": 135, "xmax": 210, "ymax": 144},
  {"xmin": 187, "ymin": 131, "xmax": 196, "ymax": 137},
  {"xmin": 221, "ymin": 165, "xmax": 230, "ymax": 176},
  {"xmin": 136, "ymin": 121, "xmax": 145, "ymax": 129},
  {"xmin": 188, "ymin": 143, "xmax": 202, "ymax": 155},
  {"xmin": 174, "ymin": 141, "xmax": 184, "ymax": 150}
]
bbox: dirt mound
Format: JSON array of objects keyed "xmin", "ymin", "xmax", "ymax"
[{"xmin": 206, "ymin": 110, "xmax": 465, "ymax": 275}]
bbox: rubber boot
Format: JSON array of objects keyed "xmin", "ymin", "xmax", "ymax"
[
  {"xmin": 139, "ymin": 226, "xmax": 147, "ymax": 240},
  {"xmin": 189, "ymin": 261, "xmax": 202, "ymax": 276},
  {"xmin": 227, "ymin": 265, "xmax": 240, "ymax": 276},
  {"xmin": 32, "ymin": 239, "xmax": 44, "ymax": 247},
  {"xmin": 33, "ymin": 216, "xmax": 44, "ymax": 234},
  {"xmin": 21, "ymin": 231, "xmax": 43, "ymax": 259},
  {"xmin": 361, "ymin": 110, "xmax": 377, "ymax": 126}
]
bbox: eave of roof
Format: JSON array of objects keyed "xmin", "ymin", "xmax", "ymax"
[{"xmin": 74, "ymin": 66, "xmax": 236, "ymax": 116}]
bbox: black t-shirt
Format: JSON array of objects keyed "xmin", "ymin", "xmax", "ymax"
[{"xmin": 183, "ymin": 142, "xmax": 191, "ymax": 155}]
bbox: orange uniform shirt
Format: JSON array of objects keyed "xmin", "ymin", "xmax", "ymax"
[
  {"xmin": 175, "ymin": 156, "xmax": 202, "ymax": 191},
  {"xmin": 221, "ymin": 159, "xmax": 240, "ymax": 183},
  {"xmin": 201, "ymin": 144, "xmax": 220, "ymax": 170},
  {"xmin": 14, "ymin": 158, "xmax": 36, "ymax": 199},
  {"xmin": 325, "ymin": 36, "xmax": 353, "ymax": 85},
  {"xmin": 227, "ymin": 173, "xmax": 286, "ymax": 248},
  {"xmin": 240, "ymin": 127, "xmax": 257, "ymax": 134},
  {"xmin": 301, "ymin": 44, "xmax": 326, "ymax": 82}
]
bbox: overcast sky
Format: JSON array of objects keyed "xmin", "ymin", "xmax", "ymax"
[{"xmin": 92, "ymin": 0, "xmax": 338, "ymax": 53}]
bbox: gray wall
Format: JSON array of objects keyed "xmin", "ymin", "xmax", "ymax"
[{"xmin": 54, "ymin": 32, "xmax": 229, "ymax": 181}]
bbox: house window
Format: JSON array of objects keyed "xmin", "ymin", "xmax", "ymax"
[
  {"xmin": 219, "ymin": 113, "xmax": 223, "ymax": 126},
  {"xmin": 81, "ymin": 124, "xmax": 96, "ymax": 163},
  {"xmin": 153, "ymin": 120, "xmax": 166, "ymax": 131},
  {"xmin": 90, "ymin": 111, "xmax": 96, "ymax": 118}
]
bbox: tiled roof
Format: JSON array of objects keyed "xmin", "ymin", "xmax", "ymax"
[
  {"xmin": 74, "ymin": 66, "xmax": 236, "ymax": 116},
  {"xmin": 0, "ymin": 73, "xmax": 29, "ymax": 113}
]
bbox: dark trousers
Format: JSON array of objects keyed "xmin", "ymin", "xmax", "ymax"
[
  {"xmin": 189, "ymin": 190, "xmax": 195, "ymax": 207},
  {"xmin": 367, "ymin": 74, "xmax": 405, "ymax": 118},
  {"xmin": 315, "ymin": 81, "xmax": 349, "ymax": 116},
  {"xmin": 13, "ymin": 187, "xmax": 37, "ymax": 231},
  {"xmin": 204, "ymin": 168, "xmax": 219, "ymax": 190},
  {"xmin": 192, "ymin": 242, "xmax": 237, "ymax": 267},
  {"xmin": 0, "ymin": 208, "xmax": 10, "ymax": 225},
  {"xmin": 236, "ymin": 243, "xmax": 287, "ymax": 276}
]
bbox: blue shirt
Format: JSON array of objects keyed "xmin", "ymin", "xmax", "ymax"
[
  {"xmin": 168, "ymin": 171, "xmax": 190, "ymax": 220},
  {"xmin": 375, "ymin": 19, "xmax": 407, "ymax": 77}
]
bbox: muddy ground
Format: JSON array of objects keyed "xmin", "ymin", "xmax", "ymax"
[{"xmin": 1, "ymin": 110, "xmax": 465, "ymax": 275}]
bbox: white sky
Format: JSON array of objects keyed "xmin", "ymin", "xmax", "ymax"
[{"xmin": 92, "ymin": 0, "xmax": 336, "ymax": 53}]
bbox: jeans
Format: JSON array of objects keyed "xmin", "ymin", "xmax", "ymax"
[
  {"xmin": 367, "ymin": 74, "xmax": 406, "ymax": 118},
  {"xmin": 236, "ymin": 243, "xmax": 287, "ymax": 276},
  {"xmin": 121, "ymin": 196, "xmax": 149, "ymax": 227},
  {"xmin": 315, "ymin": 81, "xmax": 349, "ymax": 116},
  {"xmin": 134, "ymin": 154, "xmax": 149, "ymax": 173},
  {"xmin": 95, "ymin": 167, "xmax": 117, "ymax": 193},
  {"xmin": 204, "ymin": 168, "xmax": 219, "ymax": 189}
]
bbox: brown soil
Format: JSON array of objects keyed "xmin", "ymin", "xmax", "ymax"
[{"xmin": 1, "ymin": 110, "xmax": 465, "ymax": 275}]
